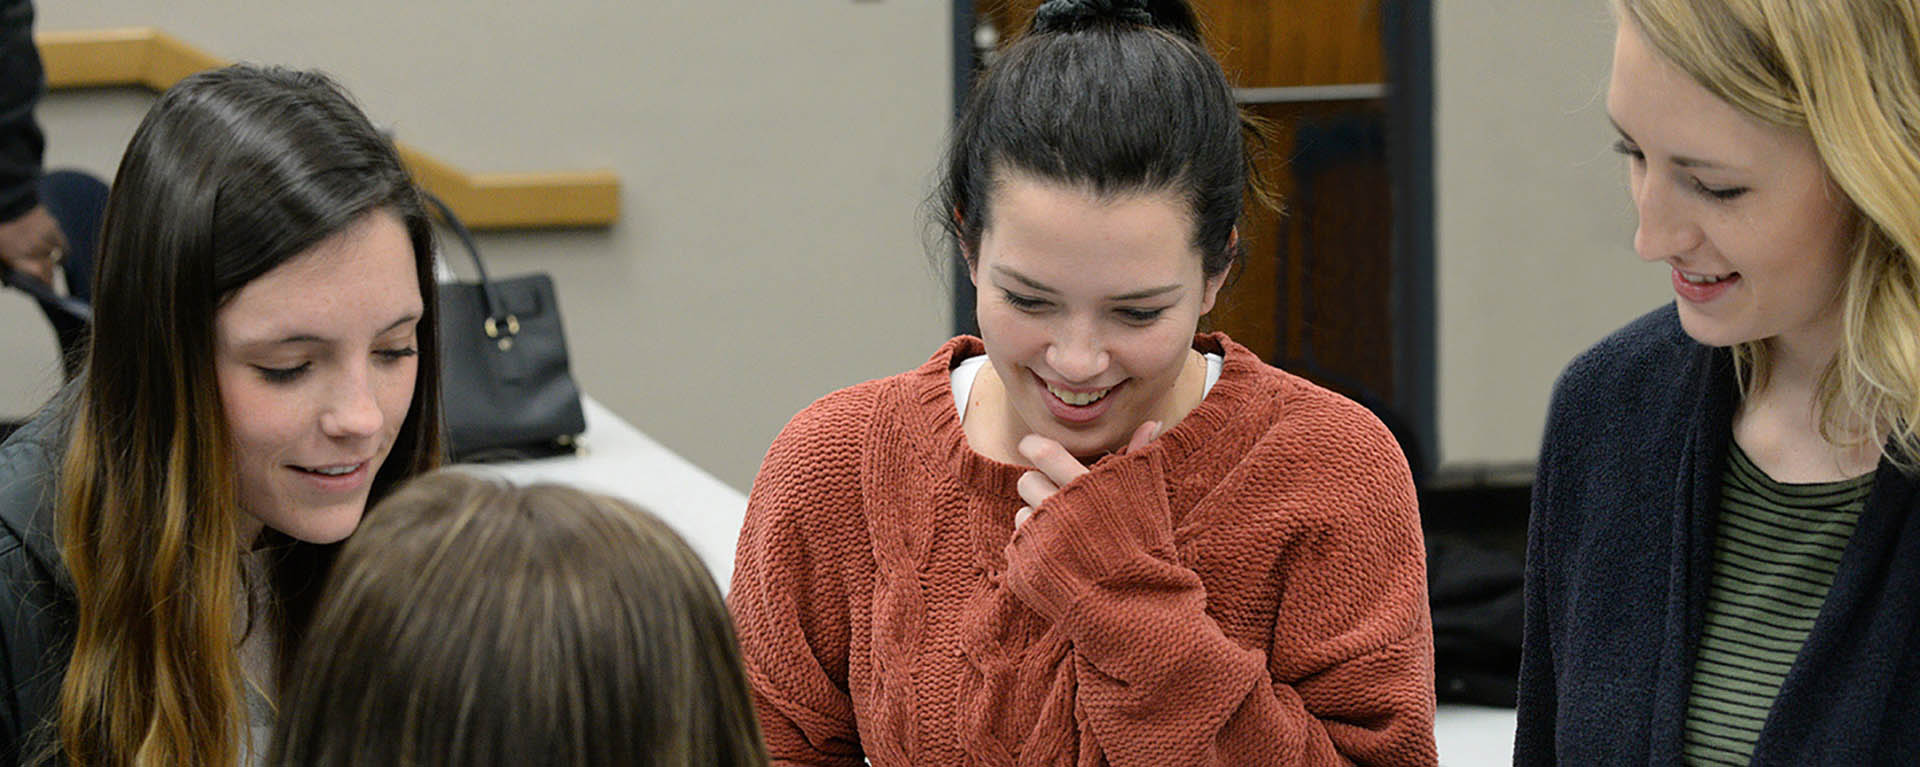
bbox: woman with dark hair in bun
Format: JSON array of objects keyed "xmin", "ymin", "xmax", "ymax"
[{"xmin": 730, "ymin": 1, "xmax": 1436, "ymax": 764}]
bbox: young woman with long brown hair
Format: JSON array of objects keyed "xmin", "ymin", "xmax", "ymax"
[{"xmin": 0, "ymin": 64, "xmax": 442, "ymax": 765}]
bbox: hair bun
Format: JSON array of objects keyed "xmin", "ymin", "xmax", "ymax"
[{"xmin": 1032, "ymin": 0, "xmax": 1154, "ymax": 32}]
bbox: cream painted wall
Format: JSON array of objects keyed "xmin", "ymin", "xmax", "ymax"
[
  {"xmin": 1433, "ymin": 1, "xmax": 1669, "ymax": 468},
  {"xmin": 5, "ymin": 1, "xmax": 952, "ymax": 490}
]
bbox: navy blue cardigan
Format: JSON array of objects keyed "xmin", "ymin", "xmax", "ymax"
[{"xmin": 1515, "ymin": 305, "xmax": 1920, "ymax": 765}]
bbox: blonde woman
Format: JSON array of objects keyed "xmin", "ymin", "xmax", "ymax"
[
  {"xmin": 269, "ymin": 471, "xmax": 768, "ymax": 767},
  {"xmin": 1518, "ymin": 0, "xmax": 1920, "ymax": 763}
]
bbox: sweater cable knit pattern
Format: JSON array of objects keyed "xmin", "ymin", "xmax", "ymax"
[{"xmin": 732, "ymin": 334, "xmax": 1436, "ymax": 766}]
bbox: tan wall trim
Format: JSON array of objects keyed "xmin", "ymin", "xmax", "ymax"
[{"xmin": 37, "ymin": 27, "xmax": 619, "ymax": 229}]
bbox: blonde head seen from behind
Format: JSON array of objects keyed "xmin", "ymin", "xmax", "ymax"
[
  {"xmin": 268, "ymin": 471, "xmax": 768, "ymax": 767},
  {"xmin": 1616, "ymin": 0, "xmax": 1920, "ymax": 466}
]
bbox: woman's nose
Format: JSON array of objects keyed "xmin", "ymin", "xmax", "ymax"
[{"xmin": 1045, "ymin": 321, "xmax": 1110, "ymax": 382}]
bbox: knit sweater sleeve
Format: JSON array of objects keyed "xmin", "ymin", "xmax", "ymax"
[
  {"xmin": 730, "ymin": 387, "xmax": 876, "ymax": 767},
  {"xmin": 1002, "ymin": 401, "xmax": 1435, "ymax": 766}
]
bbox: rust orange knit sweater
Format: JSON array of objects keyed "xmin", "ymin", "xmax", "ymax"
[{"xmin": 731, "ymin": 334, "xmax": 1435, "ymax": 766}]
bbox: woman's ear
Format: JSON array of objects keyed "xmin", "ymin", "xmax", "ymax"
[
  {"xmin": 1199, "ymin": 227, "xmax": 1238, "ymax": 315},
  {"xmin": 1200, "ymin": 271, "xmax": 1226, "ymax": 316}
]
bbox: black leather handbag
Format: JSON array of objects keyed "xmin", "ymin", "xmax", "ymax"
[{"xmin": 426, "ymin": 192, "xmax": 586, "ymax": 462}]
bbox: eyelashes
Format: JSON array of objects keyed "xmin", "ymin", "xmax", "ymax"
[
  {"xmin": 1691, "ymin": 180, "xmax": 1748, "ymax": 200},
  {"xmin": 1610, "ymin": 140, "xmax": 1748, "ymax": 201},
  {"xmin": 252, "ymin": 347, "xmax": 418, "ymax": 385},
  {"xmin": 1004, "ymin": 292, "xmax": 1047, "ymax": 311},
  {"xmin": 1001, "ymin": 291, "xmax": 1168, "ymax": 324},
  {"xmin": 255, "ymin": 363, "xmax": 310, "ymax": 384}
]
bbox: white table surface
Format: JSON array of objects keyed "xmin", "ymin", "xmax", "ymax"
[
  {"xmin": 459, "ymin": 396, "xmax": 749, "ymax": 593},
  {"xmin": 1436, "ymin": 703, "xmax": 1517, "ymax": 765},
  {"xmin": 465, "ymin": 400, "xmax": 1521, "ymax": 764}
]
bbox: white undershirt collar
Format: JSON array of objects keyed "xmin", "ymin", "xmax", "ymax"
[{"xmin": 950, "ymin": 352, "xmax": 1224, "ymax": 420}]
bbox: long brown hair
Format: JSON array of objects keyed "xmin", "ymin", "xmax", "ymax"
[
  {"xmin": 269, "ymin": 472, "xmax": 768, "ymax": 767},
  {"xmin": 50, "ymin": 65, "xmax": 442, "ymax": 765}
]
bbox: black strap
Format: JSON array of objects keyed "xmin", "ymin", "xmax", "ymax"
[
  {"xmin": 419, "ymin": 190, "xmax": 508, "ymax": 322},
  {"xmin": 0, "ymin": 262, "xmax": 90, "ymax": 322}
]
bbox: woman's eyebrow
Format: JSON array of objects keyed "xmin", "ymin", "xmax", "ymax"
[
  {"xmin": 1608, "ymin": 117, "xmax": 1733, "ymax": 170},
  {"xmin": 992, "ymin": 265, "xmax": 1181, "ymax": 301},
  {"xmin": 992, "ymin": 265, "xmax": 1057, "ymax": 294},
  {"xmin": 237, "ymin": 312, "xmax": 421, "ymax": 348}
]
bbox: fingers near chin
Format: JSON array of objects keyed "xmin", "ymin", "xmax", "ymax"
[
  {"xmin": 1017, "ymin": 470, "xmax": 1055, "ymax": 508},
  {"xmin": 1127, "ymin": 420, "xmax": 1159, "ymax": 452},
  {"xmin": 1014, "ymin": 506, "xmax": 1033, "ymax": 530},
  {"xmin": 1019, "ymin": 435, "xmax": 1092, "ymax": 485},
  {"xmin": 1016, "ymin": 434, "xmax": 1053, "ymax": 463}
]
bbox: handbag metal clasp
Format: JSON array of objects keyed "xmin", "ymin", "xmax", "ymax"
[{"xmin": 484, "ymin": 314, "xmax": 521, "ymax": 351}]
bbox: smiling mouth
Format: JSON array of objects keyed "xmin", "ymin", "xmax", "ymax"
[
  {"xmin": 1045, "ymin": 381, "xmax": 1115, "ymax": 406},
  {"xmin": 1679, "ymin": 269, "xmax": 1736, "ymax": 284},
  {"xmin": 293, "ymin": 462, "xmax": 365, "ymax": 477}
]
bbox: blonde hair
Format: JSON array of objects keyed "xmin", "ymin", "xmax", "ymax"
[
  {"xmin": 269, "ymin": 472, "xmax": 769, "ymax": 767},
  {"xmin": 1617, "ymin": 0, "xmax": 1920, "ymax": 467}
]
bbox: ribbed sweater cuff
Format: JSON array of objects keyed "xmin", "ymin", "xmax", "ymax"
[{"xmin": 1003, "ymin": 451, "xmax": 1175, "ymax": 623}]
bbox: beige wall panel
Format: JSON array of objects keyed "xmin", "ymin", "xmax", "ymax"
[
  {"xmin": 19, "ymin": 2, "xmax": 952, "ymax": 490},
  {"xmin": 1434, "ymin": 1, "xmax": 1669, "ymax": 468}
]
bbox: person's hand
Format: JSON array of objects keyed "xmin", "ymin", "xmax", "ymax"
[
  {"xmin": 0, "ymin": 205, "xmax": 68, "ymax": 286},
  {"xmin": 1013, "ymin": 420, "xmax": 1158, "ymax": 531}
]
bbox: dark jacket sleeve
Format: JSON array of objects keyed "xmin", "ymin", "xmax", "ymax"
[
  {"xmin": 1515, "ymin": 319, "xmax": 1639, "ymax": 766},
  {"xmin": 0, "ymin": 388, "xmax": 76, "ymax": 766},
  {"xmin": 0, "ymin": 0, "xmax": 44, "ymax": 222},
  {"xmin": 0, "ymin": 535, "xmax": 24, "ymax": 764},
  {"xmin": 1514, "ymin": 364, "xmax": 1575, "ymax": 766},
  {"xmin": 1514, "ymin": 305, "xmax": 1695, "ymax": 766},
  {"xmin": 0, "ymin": 535, "xmax": 65, "ymax": 766}
]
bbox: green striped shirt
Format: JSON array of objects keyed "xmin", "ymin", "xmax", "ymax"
[{"xmin": 1681, "ymin": 444, "xmax": 1874, "ymax": 766}]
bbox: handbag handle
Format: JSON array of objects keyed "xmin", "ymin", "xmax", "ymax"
[{"xmin": 420, "ymin": 190, "xmax": 520, "ymax": 344}]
